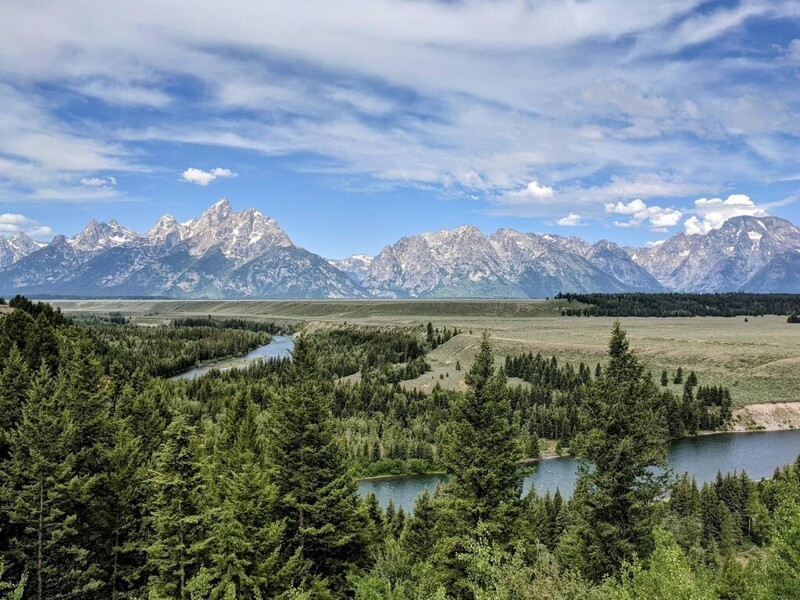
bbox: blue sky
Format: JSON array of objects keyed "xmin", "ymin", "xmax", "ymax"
[{"xmin": 0, "ymin": 0, "xmax": 799, "ymax": 258}]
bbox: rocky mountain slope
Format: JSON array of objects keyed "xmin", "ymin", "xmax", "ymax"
[
  {"xmin": 625, "ymin": 216, "xmax": 800, "ymax": 292},
  {"xmin": 347, "ymin": 226, "xmax": 665, "ymax": 298},
  {"xmin": 0, "ymin": 202, "xmax": 796, "ymax": 298},
  {"xmin": 0, "ymin": 199, "xmax": 365, "ymax": 299},
  {"xmin": 328, "ymin": 254, "xmax": 373, "ymax": 284},
  {"xmin": 0, "ymin": 233, "xmax": 45, "ymax": 268}
]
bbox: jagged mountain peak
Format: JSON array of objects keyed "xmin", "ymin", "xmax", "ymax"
[
  {"xmin": 69, "ymin": 219, "xmax": 141, "ymax": 252},
  {"xmin": 361, "ymin": 223, "xmax": 661, "ymax": 298},
  {"xmin": 149, "ymin": 214, "xmax": 179, "ymax": 233},
  {"xmin": 203, "ymin": 197, "xmax": 232, "ymax": 222},
  {"xmin": 148, "ymin": 214, "xmax": 187, "ymax": 249},
  {"xmin": 0, "ymin": 198, "xmax": 367, "ymax": 299},
  {"xmin": 592, "ymin": 239, "xmax": 619, "ymax": 250},
  {"xmin": 421, "ymin": 223, "xmax": 484, "ymax": 242},
  {"xmin": 628, "ymin": 214, "xmax": 800, "ymax": 292},
  {"xmin": 0, "ymin": 206, "xmax": 797, "ymax": 298},
  {"xmin": 0, "ymin": 232, "xmax": 46, "ymax": 269}
]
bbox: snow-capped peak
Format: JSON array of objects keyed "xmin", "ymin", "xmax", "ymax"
[
  {"xmin": 178, "ymin": 199, "xmax": 293, "ymax": 260},
  {"xmin": 68, "ymin": 219, "xmax": 142, "ymax": 252},
  {"xmin": 148, "ymin": 214, "xmax": 188, "ymax": 248},
  {"xmin": 0, "ymin": 232, "xmax": 46, "ymax": 268},
  {"xmin": 202, "ymin": 197, "xmax": 232, "ymax": 223}
]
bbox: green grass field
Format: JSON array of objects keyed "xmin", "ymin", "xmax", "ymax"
[{"xmin": 50, "ymin": 299, "xmax": 800, "ymax": 407}]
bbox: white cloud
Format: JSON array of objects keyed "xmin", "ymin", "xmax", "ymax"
[
  {"xmin": 25, "ymin": 226, "xmax": 53, "ymax": 238},
  {"xmin": 181, "ymin": 167, "xmax": 237, "ymax": 186},
  {"xmin": 0, "ymin": 213, "xmax": 52, "ymax": 238},
  {"xmin": 646, "ymin": 240, "xmax": 665, "ymax": 247},
  {"xmin": 605, "ymin": 198, "xmax": 647, "ymax": 215},
  {"xmin": 683, "ymin": 193, "xmax": 766, "ymax": 234},
  {"xmin": 605, "ymin": 199, "xmax": 683, "ymax": 231},
  {"xmin": 80, "ymin": 176, "xmax": 117, "ymax": 187},
  {"xmin": 506, "ymin": 181, "xmax": 555, "ymax": 204},
  {"xmin": 1, "ymin": 0, "xmax": 799, "ymax": 214},
  {"xmin": 0, "ymin": 84, "xmax": 139, "ymax": 202},
  {"xmin": 557, "ymin": 213, "xmax": 582, "ymax": 226},
  {"xmin": 76, "ymin": 80, "xmax": 172, "ymax": 107}
]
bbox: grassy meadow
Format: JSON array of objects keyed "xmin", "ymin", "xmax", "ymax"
[{"xmin": 49, "ymin": 299, "xmax": 800, "ymax": 407}]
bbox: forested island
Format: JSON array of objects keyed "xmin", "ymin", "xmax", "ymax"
[{"xmin": 0, "ymin": 296, "xmax": 798, "ymax": 598}]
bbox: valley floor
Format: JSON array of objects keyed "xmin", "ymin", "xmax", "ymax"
[{"xmin": 49, "ymin": 299, "xmax": 800, "ymax": 406}]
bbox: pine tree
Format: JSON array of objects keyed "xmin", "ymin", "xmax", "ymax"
[
  {"xmin": 267, "ymin": 336, "xmax": 368, "ymax": 593},
  {"xmin": 106, "ymin": 422, "xmax": 147, "ymax": 599},
  {"xmin": 23, "ymin": 314, "xmax": 59, "ymax": 375},
  {"xmin": 440, "ymin": 332, "xmax": 523, "ymax": 532},
  {"xmin": 0, "ymin": 558, "xmax": 25, "ymax": 600},
  {"xmin": 660, "ymin": 369, "xmax": 669, "ymax": 387},
  {"xmin": 200, "ymin": 394, "xmax": 284, "ymax": 598},
  {"xmin": 401, "ymin": 489, "xmax": 436, "ymax": 563},
  {"xmin": 432, "ymin": 333, "xmax": 524, "ymax": 596},
  {"xmin": 0, "ymin": 347, "xmax": 29, "ymax": 457},
  {"xmin": 5, "ymin": 363, "xmax": 92, "ymax": 599},
  {"xmin": 57, "ymin": 336, "xmax": 115, "ymax": 592},
  {"xmin": 144, "ymin": 416, "xmax": 205, "ymax": 599},
  {"xmin": 559, "ymin": 322, "xmax": 670, "ymax": 581}
]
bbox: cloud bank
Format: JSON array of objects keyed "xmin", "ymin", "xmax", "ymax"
[{"xmin": 0, "ymin": 0, "xmax": 797, "ymax": 228}]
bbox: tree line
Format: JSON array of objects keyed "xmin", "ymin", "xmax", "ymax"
[
  {"xmin": 557, "ymin": 292, "xmax": 800, "ymax": 317},
  {"xmin": 82, "ymin": 318, "xmax": 274, "ymax": 378}
]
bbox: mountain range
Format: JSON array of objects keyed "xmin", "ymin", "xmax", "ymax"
[{"xmin": 0, "ymin": 198, "xmax": 798, "ymax": 298}]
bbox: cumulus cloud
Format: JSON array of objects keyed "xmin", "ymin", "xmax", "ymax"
[
  {"xmin": 557, "ymin": 213, "xmax": 582, "ymax": 226},
  {"xmin": 683, "ymin": 194, "xmax": 766, "ymax": 234},
  {"xmin": 605, "ymin": 198, "xmax": 648, "ymax": 215},
  {"xmin": 81, "ymin": 176, "xmax": 117, "ymax": 187},
  {"xmin": 605, "ymin": 199, "xmax": 682, "ymax": 232},
  {"xmin": 0, "ymin": 213, "xmax": 52, "ymax": 238},
  {"xmin": 181, "ymin": 167, "xmax": 237, "ymax": 186},
  {"xmin": 646, "ymin": 240, "xmax": 665, "ymax": 247},
  {"xmin": 507, "ymin": 181, "xmax": 555, "ymax": 203}
]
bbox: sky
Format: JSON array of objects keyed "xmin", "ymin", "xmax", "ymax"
[{"xmin": 0, "ymin": 0, "xmax": 799, "ymax": 258}]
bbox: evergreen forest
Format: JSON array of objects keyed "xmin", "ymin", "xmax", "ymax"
[
  {"xmin": 557, "ymin": 292, "xmax": 800, "ymax": 317},
  {"xmin": 0, "ymin": 297, "xmax": 798, "ymax": 599}
]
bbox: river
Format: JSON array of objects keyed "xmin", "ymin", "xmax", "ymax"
[
  {"xmin": 358, "ymin": 429, "xmax": 800, "ymax": 511},
  {"xmin": 168, "ymin": 340, "xmax": 800, "ymax": 514},
  {"xmin": 170, "ymin": 335, "xmax": 295, "ymax": 380}
]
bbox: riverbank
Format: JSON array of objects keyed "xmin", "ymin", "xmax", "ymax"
[
  {"xmin": 170, "ymin": 335, "xmax": 294, "ymax": 380},
  {"xmin": 732, "ymin": 401, "xmax": 800, "ymax": 432},
  {"xmin": 356, "ymin": 410, "xmax": 800, "ymax": 482}
]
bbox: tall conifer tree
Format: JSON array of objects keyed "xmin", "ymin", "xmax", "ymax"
[
  {"xmin": 268, "ymin": 336, "xmax": 367, "ymax": 594},
  {"xmin": 6, "ymin": 363, "xmax": 96, "ymax": 599},
  {"xmin": 145, "ymin": 416, "xmax": 204, "ymax": 599},
  {"xmin": 560, "ymin": 322, "xmax": 670, "ymax": 581}
]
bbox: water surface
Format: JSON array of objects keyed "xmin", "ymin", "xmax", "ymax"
[
  {"xmin": 359, "ymin": 429, "xmax": 800, "ymax": 511},
  {"xmin": 171, "ymin": 335, "xmax": 295, "ymax": 380}
]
